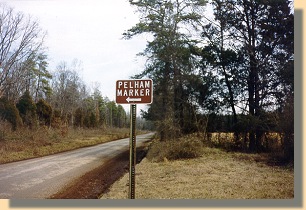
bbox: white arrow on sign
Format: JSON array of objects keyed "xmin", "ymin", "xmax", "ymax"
[{"xmin": 126, "ymin": 97, "xmax": 142, "ymax": 103}]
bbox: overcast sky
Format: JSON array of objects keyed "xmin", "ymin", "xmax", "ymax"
[{"xmin": 5, "ymin": 0, "xmax": 149, "ymax": 112}]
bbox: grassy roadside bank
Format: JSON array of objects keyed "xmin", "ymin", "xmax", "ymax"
[
  {"xmin": 101, "ymin": 142, "xmax": 294, "ymax": 199},
  {"xmin": 0, "ymin": 127, "xmax": 146, "ymax": 164}
]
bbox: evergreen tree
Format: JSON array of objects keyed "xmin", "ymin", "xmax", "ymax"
[
  {"xmin": 201, "ymin": 0, "xmax": 293, "ymax": 152},
  {"xmin": 124, "ymin": 0, "xmax": 207, "ymax": 140},
  {"xmin": 16, "ymin": 91, "xmax": 38, "ymax": 129}
]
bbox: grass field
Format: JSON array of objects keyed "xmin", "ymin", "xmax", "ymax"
[{"xmin": 101, "ymin": 146, "xmax": 294, "ymax": 199}]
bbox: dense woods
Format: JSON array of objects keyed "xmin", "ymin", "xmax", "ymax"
[
  {"xmin": 0, "ymin": 0, "xmax": 294, "ymax": 163},
  {"xmin": 125, "ymin": 0, "xmax": 294, "ymax": 161}
]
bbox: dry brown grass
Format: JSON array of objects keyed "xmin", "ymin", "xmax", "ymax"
[
  {"xmin": 0, "ymin": 127, "xmax": 141, "ymax": 164},
  {"xmin": 101, "ymin": 146, "xmax": 294, "ymax": 199},
  {"xmin": 146, "ymin": 134, "xmax": 204, "ymax": 162},
  {"xmin": 209, "ymin": 132, "xmax": 282, "ymax": 148}
]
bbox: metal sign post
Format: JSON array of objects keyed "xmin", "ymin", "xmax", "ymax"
[{"xmin": 129, "ymin": 104, "xmax": 136, "ymax": 199}]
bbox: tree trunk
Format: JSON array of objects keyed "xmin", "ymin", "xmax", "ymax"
[{"xmin": 248, "ymin": 61, "xmax": 256, "ymax": 152}]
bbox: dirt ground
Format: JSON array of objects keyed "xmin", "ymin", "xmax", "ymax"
[{"xmin": 49, "ymin": 147, "xmax": 147, "ymax": 199}]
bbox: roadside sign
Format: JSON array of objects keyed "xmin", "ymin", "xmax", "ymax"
[
  {"xmin": 115, "ymin": 79, "xmax": 153, "ymax": 199},
  {"xmin": 116, "ymin": 79, "xmax": 153, "ymax": 104}
]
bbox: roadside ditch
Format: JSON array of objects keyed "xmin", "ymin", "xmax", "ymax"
[{"xmin": 49, "ymin": 145, "xmax": 149, "ymax": 199}]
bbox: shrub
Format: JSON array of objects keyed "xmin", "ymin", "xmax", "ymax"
[
  {"xmin": 16, "ymin": 91, "xmax": 38, "ymax": 129},
  {"xmin": 36, "ymin": 99, "xmax": 52, "ymax": 126},
  {"xmin": 0, "ymin": 97, "xmax": 23, "ymax": 130},
  {"xmin": 147, "ymin": 134, "xmax": 204, "ymax": 162}
]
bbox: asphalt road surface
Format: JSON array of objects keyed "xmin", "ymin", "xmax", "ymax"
[{"xmin": 0, "ymin": 132, "xmax": 154, "ymax": 199}]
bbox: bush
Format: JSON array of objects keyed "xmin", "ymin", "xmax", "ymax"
[
  {"xmin": 0, "ymin": 97, "xmax": 23, "ymax": 130},
  {"xmin": 16, "ymin": 91, "xmax": 38, "ymax": 129},
  {"xmin": 147, "ymin": 134, "xmax": 204, "ymax": 162},
  {"xmin": 36, "ymin": 99, "xmax": 52, "ymax": 126}
]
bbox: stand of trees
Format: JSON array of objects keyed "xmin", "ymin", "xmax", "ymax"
[
  {"xmin": 125, "ymin": 0, "xmax": 293, "ymax": 160},
  {"xmin": 0, "ymin": 4, "xmax": 128, "ymax": 131},
  {"xmin": 1, "ymin": 65, "xmax": 129, "ymax": 130}
]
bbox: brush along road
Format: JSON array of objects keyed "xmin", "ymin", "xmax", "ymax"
[{"xmin": 0, "ymin": 133, "xmax": 154, "ymax": 199}]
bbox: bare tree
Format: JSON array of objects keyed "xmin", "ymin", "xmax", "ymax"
[
  {"xmin": 0, "ymin": 3, "xmax": 46, "ymax": 98},
  {"xmin": 50, "ymin": 60, "xmax": 86, "ymax": 125}
]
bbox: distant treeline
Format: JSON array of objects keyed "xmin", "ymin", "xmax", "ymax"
[
  {"xmin": 0, "ymin": 89, "xmax": 129, "ymax": 130},
  {"xmin": 0, "ymin": 4, "xmax": 152, "ymax": 132}
]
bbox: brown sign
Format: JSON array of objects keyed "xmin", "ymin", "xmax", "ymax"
[{"xmin": 116, "ymin": 79, "xmax": 153, "ymax": 104}]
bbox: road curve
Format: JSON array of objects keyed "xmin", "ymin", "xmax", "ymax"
[{"xmin": 0, "ymin": 132, "xmax": 155, "ymax": 199}]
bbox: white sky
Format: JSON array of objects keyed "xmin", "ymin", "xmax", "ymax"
[{"xmin": 4, "ymin": 0, "xmax": 150, "ymax": 113}]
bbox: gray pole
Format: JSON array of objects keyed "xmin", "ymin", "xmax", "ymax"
[{"xmin": 129, "ymin": 104, "xmax": 136, "ymax": 199}]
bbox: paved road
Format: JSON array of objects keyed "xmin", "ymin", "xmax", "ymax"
[{"xmin": 0, "ymin": 133, "xmax": 154, "ymax": 199}]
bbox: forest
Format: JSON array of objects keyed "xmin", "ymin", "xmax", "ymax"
[
  {"xmin": 124, "ymin": 0, "xmax": 294, "ymax": 162},
  {"xmin": 0, "ymin": 0, "xmax": 294, "ymax": 163},
  {"xmin": 0, "ymin": 4, "xmax": 131, "ymax": 134}
]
